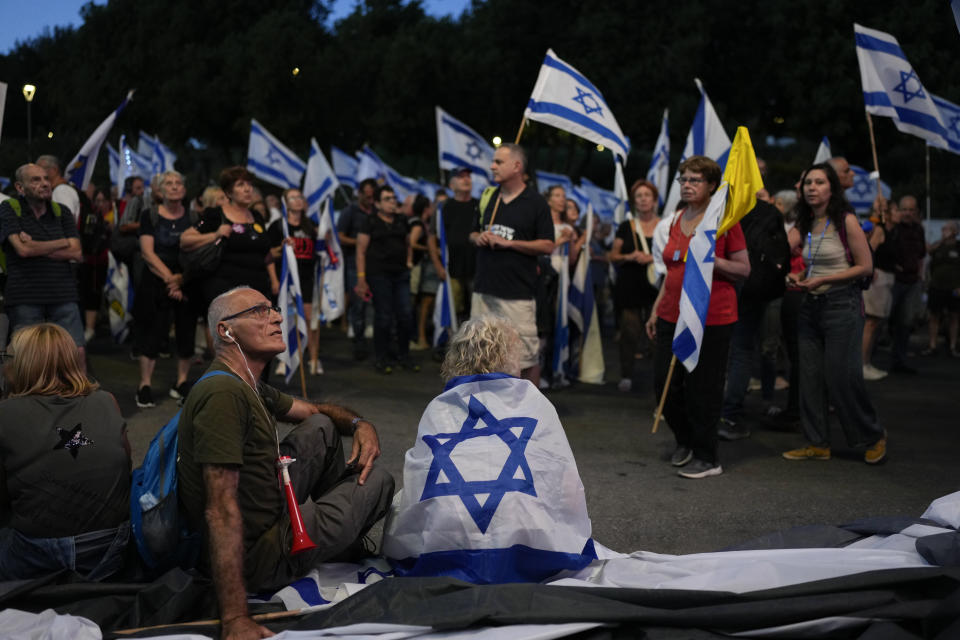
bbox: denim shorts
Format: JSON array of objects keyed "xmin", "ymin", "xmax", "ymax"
[
  {"xmin": 8, "ymin": 302, "xmax": 86, "ymax": 346},
  {"xmin": 0, "ymin": 522, "xmax": 130, "ymax": 581}
]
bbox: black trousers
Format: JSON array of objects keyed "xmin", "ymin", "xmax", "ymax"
[{"xmin": 653, "ymin": 319, "xmax": 733, "ymax": 464}]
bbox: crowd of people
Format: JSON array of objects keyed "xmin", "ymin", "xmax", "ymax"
[{"xmin": 0, "ymin": 145, "xmax": 957, "ymax": 637}]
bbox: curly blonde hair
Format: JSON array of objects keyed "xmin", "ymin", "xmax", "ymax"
[
  {"xmin": 440, "ymin": 315, "xmax": 521, "ymax": 380},
  {"xmin": 7, "ymin": 323, "xmax": 99, "ymax": 398}
]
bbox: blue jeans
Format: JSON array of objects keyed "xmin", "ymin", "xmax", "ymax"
[
  {"xmin": 344, "ymin": 254, "xmax": 369, "ymax": 341},
  {"xmin": 890, "ymin": 281, "xmax": 921, "ymax": 367},
  {"xmin": 798, "ymin": 285, "xmax": 883, "ymax": 448},
  {"xmin": 8, "ymin": 302, "xmax": 85, "ymax": 347},
  {"xmin": 721, "ymin": 297, "xmax": 770, "ymax": 420},
  {"xmin": 368, "ymin": 272, "xmax": 413, "ymax": 363},
  {"xmin": 0, "ymin": 522, "xmax": 130, "ymax": 581}
]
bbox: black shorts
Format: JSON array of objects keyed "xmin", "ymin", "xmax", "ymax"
[{"xmin": 927, "ymin": 288, "xmax": 960, "ymax": 313}]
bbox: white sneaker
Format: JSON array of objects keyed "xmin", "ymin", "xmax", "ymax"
[
  {"xmin": 617, "ymin": 378, "xmax": 632, "ymax": 392},
  {"xmin": 364, "ymin": 325, "xmax": 374, "ymax": 339},
  {"xmin": 347, "ymin": 326, "xmax": 355, "ymax": 339},
  {"xmin": 538, "ymin": 378, "xmax": 551, "ymax": 390},
  {"xmin": 863, "ymin": 364, "xmax": 888, "ymax": 381},
  {"xmin": 84, "ymin": 327, "xmax": 95, "ymax": 342}
]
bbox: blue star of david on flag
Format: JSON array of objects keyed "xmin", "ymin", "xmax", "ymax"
[
  {"xmin": 266, "ymin": 147, "xmax": 283, "ymax": 165},
  {"xmin": 892, "ymin": 69, "xmax": 926, "ymax": 104},
  {"xmin": 572, "ymin": 86, "xmax": 603, "ymax": 117},
  {"xmin": 420, "ymin": 395, "xmax": 537, "ymax": 534},
  {"xmin": 464, "ymin": 140, "xmax": 483, "ymax": 161}
]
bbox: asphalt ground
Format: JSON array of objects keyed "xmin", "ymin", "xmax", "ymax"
[{"xmin": 96, "ymin": 323, "xmax": 959, "ymax": 556}]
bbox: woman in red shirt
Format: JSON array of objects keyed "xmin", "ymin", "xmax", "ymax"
[{"xmin": 645, "ymin": 156, "xmax": 750, "ymax": 479}]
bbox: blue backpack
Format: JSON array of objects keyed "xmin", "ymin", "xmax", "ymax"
[{"xmin": 130, "ymin": 370, "xmax": 236, "ymax": 572}]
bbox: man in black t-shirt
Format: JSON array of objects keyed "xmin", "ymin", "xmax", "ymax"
[
  {"xmin": 356, "ymin": 185, "xmax": 418, "ymax": 374},
  {"xmin": 428, "ymin": 168, "xmax": 478, "ymax": 319},
  {"xmin": 337, "ymin": 178, "xmax": 377, "ymax": 359},
  {"xmin": 469, "ymin": 144, "xmax": 554, "ymax": 386}
]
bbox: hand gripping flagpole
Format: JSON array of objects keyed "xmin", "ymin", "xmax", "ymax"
[{"xmin": 486, "ymin": 118, "xmax": 527, "ymax": 231}]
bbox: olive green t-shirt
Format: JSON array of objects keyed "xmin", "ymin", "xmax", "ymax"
[{"xmin": 176, "ymin": 362, "xmax": 294, "ymax": 589}]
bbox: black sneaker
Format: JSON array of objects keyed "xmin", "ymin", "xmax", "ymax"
[
  {"xmin": 678, "ymin": 459, "xmax": 723, "ymax": 479},
  {"xmin": 717, "ymin": 417, "xmax": 751, "ymax": 441},
  {"xmin": 136, "ymin": 385, "xmax": 156, "ymax": 409},
  {"xmin": 670, "ymin": 446, "xmax": 693, "ymax": 467},
  {"xmin": 398, "ymin": 357, "xmax": 420, "ymax": 373},
  {"xmin": 374, "ymin": 360, "xmax": 393, "ymax": 374},
  {"xmin": 169, "ymin": 381, "xmax": 191, "ymax": 404}
]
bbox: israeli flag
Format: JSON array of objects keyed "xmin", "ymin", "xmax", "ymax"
[
  {"xmin": 813, "ymin": 136, "xmax": 833, "ymax": 164},
  {"xmin": 316, "ymin": 198, "xmax": 345, "ymax": 324},
  {"xmin": 277, "ymin": 206, "xmax": 308, "ymax": 382},
  {"xmin": 105, "ymin": 251, "xmax": 134, "ymax": 343},
  {"xmin": 331, "ymin": 145, "xmax": 358, "ymax": 189},
  {"xmin": 672, "ymin": 183, "xmax": 728, "ymax": 372},
  {"xmin": 246, "ymin": 119, "xmax": 306, "ymax": 189},
  {"xmin": 646, "ymin": 109, "xmax": 670, "ymax": 207},
  {"xmin": 65, "ymin": 90, "xmax": 134, "ymax": 190},
  {"xmin": 418, "ymin": 179, "xmax": 443, "ymax": 201},
  {"xmin": 931, "ymin": 94, "xmax": 960, "ymax": 155},
  {"xmin": 854, "ymin": 23, "xmax": 950, "ymax": 148},
  {"xmin": 535, "ymin": 170, "xmax": 575, "ymax": 195},
  {"xmin": 552, "ymin": 241, "xmax": 570, "ymax": 384},
  {"xmin": 355, "ymin": 146, "xmax": 386, "ymax": 183},
  {"xmin": 432, "ymin": 204, "xmax": 458, "ymax": 347},
  {"xmin": 846, "ymin": 164, "xmax": 892, "ymax": 214},
  {"xmin": 384, "ymin": 166, "xmax": 420, "ymax": 202},
  {"xmin": 436, "ymin": 106, "xmax": 495, "ymax": 183},
  {"xmin": 578, "ymin": 177, "xmax": 620, "ymax": 221},
  {"xmin": 613, "ymin": 157, "xmax": 629, "ymax": 224},
  {"xmin": 152, "ymin": 138, "xmax": 178, "ymax": 173},
  {"xmin": 661, "ymin": 79, "xmax": 731, "ymax": 218},
  {"xmin": 137, "ymin": 131, "xmax": 156, "ymax": 160},
  {"xmin": 568, "ymin": 185, "xmax": 592, "ymax": 218},
  {"xmin": 107, "ymin": 144, "xmax": 119, "ymax": 186},
  {"xmin": 304, "ymin": 138, "xmax": 339, "ymax": 219},
  {"xmin": 117, "ymin": 135, "xmax": 154, "ymax": 193},
  {"xmin": 568, "ymin": 204, "xmax": 604, "ymax": 384},
  {"xmin": 382, "ymin": 373, "xmax": 596, "ymax": 584},
  {"xmin": 524, "ymin": 48, "xmax": 630, "ymax": 162}
]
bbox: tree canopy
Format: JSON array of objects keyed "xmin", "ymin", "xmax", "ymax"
[{"xmin": 1, "ymin": 0, "xmax": 958, "ymax": 214}]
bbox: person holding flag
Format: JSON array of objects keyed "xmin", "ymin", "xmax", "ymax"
[
  {"xmin": 782, "ymin": 163, "xmax": 886, "ymax": 464},
  {"xmin": 645, "ymin": 156, "xmax": 750, "ymax": 479}
]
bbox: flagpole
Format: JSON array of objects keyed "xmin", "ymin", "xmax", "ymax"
[
  {"xmin": 294, "ymin": 324, "xmax": 308, "ymax": 399},
  {"xmin": 865, "ymin": 112, "xmax": 882, "ymax": 199},
  {"xmin": 651, "ymin": 355, "xmax": 677, "ymax": 434},
  {"xmin": 486, "ymin": 117, "xmax": 528, "ymax": 231}
]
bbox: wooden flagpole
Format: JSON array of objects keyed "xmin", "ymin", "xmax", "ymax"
[
  {"xmin": 651, "ymin": 355, "xmax": 676, "ymax": 434},
  {"xmin": 114, "ymin": 608, "xmax": 307, "ymax": 635},
  {"xmin": 865, "ymin": 111, "xmax": 882, "ymax": 199}
]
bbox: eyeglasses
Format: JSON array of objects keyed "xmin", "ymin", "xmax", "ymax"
[
  {"xmin": 221, "ymin": 303, "xmax": 281, "ymax": 322},
  {"xmin": 676, "ymin": 177, "xmax": 706, "ymax": 185}
]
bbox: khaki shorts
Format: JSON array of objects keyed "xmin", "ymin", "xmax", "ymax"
[
  {"xmin": 863, "ymin": 270, "xmax": 895, "ymax": 318},
  {"xmin": 470, "ymin": 293, "xmax": 539, "ymax": 369}
]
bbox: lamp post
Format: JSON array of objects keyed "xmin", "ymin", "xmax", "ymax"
[{"xmin": 22, "ymin": 84, "xmax": 36, "ymax": 161}]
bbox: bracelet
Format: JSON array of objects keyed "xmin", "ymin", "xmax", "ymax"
[
  {"xmin": 350, "ymin": 416, "xmax": 366, "ymax": 435},
  {"xmin": 357, "ymin": 272, "xmax": 366, "ymax": 277}
]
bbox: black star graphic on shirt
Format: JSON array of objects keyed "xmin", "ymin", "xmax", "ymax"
[{"xmin": 53, "ymin": 423, "xmax": 93, "ymax": 459}]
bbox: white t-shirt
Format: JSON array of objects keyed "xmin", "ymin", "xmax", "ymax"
[{"xmin": 52, "ymin": 182, "xmax": 81, "ymax": 218}]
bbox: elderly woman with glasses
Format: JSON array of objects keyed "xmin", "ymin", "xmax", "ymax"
[
  {"xmin": 645, "ymin": 156, "xmax": 750, "ymax": 479},
  {"xmin": 0, "ymin": 323, "xmax": 131, "ymax": 581}
]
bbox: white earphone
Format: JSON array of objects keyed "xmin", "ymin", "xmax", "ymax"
[{"xmin": 224, "ymin": 328, "xmax": 234, "ymax": 342}]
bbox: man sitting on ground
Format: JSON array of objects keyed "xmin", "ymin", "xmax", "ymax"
[{"xmin": 177, "ymin": 286, "xmax": 394, "ymax": 640}]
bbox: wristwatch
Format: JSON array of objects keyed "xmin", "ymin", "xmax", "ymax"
[{"xmin": 350, "ymin": 416, "xmax": 366, "ymax": 433}]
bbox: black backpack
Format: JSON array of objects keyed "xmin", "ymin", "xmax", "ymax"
[{"xmin": 740, "ymin": 200, "xmax": 790, "ymax": 302}]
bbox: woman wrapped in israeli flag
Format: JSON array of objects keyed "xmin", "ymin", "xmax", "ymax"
[{"xmin": 382, "ymin": 315, "xmax": 596, "ymax": 584}]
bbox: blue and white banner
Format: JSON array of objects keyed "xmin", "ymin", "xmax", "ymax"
[
  {"xmin": 418, "ymin": 179, "xmax": 444, "ymax": 201},
  {"xmin": 535, "ymin": 170, "xmax": 575, "ymax": 196},
  {"xmin": 304, "ymin": 138, "xmax": 340, "ymax": 221},
  {"xmin": 105, "ymin": 251, "xmax": 134, "ymax": 343},
  {"xmin": 65, "ymin": 90, "xmax": 134, "ymax": 191},
  {"xmin": 117, "ymin": 134, "xmax": 154, "ymax": 193},
  {"xmin": 813, "ymin": 136, "xmax": 833, "ymax": 164},
  {"xmin": 672, "ymin": 183, "xmax": 729, "ymax": 372},
  {"xmin": 525, "ymin": 48, "xmax": 630, "ymax": 162},
  {"xmin": 578, "ymin": 177, "xmax": 620, "ymax": 221},
  {"xmin": 383, "ymin": 373, "xmax": 595, "ymax": 584},
  {"xmin": 568, "ymin": 185, "xmax": 592, "ymax": 218},
  {"xmin": 151, "ymin": 136, "xmax": 177, "ymax": 174},
  {"xmin": 107, "ymin": 143, "xmax": 119, "ymax": 186},
  {"xmin": 436, "ymin": 106, "xmax": 494, "ymax": 183},
  {"xmin": 137, "ymin": 131, "xmax": 156, "ymax": 160},
  {"xmin": 552, "ymin": 242, "xmax": 570, "ymax": 384},
  {"xmin": 246, "ymin": 119, "xmax": 306, "ymax": 189},
  {"xmin": 277, "ymin": 207, "xmax": 309, "ymax": 382},
  {"xmin": 646, "ymin": 109, "xmax": 670, "ymax": 207},
  {"xmin": 432, "ymin": 204, "xmax": 458, "ymax": 347},
  {"xmin": 854, "ymin": 23, "xmax": 950, "ymax": 148},
  {"xmin": 661, "ymin": 79, "xmax": 731, "ymax": 219},
  {"xmin": 331, "ymin": 145, "xmax": 359, "ymax": 190},
  {"xmin": 568, "ymin": 204, "xmax": 604, "ymax": 384},
  {"xmin": 931, "ymin": 94, "xmax": 960, "ymax": 155},
  {"xmin": 846, "ymin": 164, "xmax": 892, "ymax": 214},
  {"xmin": 315, "ymin": 198, "xmax": 345, "ymax": 324},
  {"xmin": 355, "ymin": 146, "xmax": 386, "ymax": 183}
]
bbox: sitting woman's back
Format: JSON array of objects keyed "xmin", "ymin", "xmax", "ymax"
[{"xmin": 0, "ymin": 323, "xmax": 131, "ymax": 581}]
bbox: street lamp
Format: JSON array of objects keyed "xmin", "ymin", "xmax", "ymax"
[{"xmin": 22, "ymin": 84, "xmax": 36, "ymax": 161}]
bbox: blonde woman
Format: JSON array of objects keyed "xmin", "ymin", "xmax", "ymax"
[{"xmin": 0, "ymin": 323, "xmax": 131, "ymax": 580}]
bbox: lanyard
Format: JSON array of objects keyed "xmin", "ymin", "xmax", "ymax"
[{"xmin": 806, "ymin": 219, "xmax": 830, "ymax": 277}]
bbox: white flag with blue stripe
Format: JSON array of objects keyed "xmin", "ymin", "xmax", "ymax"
[
  {"xmin": 578, "ymin": 177, "xmax": 620, "ymax": 221},
  {"xmin": 535, "ymin": 170, "xmax": 575, "ymax": 195},
  {"xmin": 661, "ymin": 80, "xmax": 731, "ymax": 219},
  {"xmin": 432, "ymin": 204, "xmax": 458, "ymax": 347},
  {"xmin": 107, "ymin": 143, "xmax": 119, "ymax": 186},
  {"xmin": 137, "ymin": 131, "xmax": 156, "ymax": 160},
  {"xmin": 138, "ymin": 131, "xmax": 177, "ymax": 175},
  {"xmin": 277, "ymin": 209, "xmax": 309, "ymax": 382},
  {"xmin": 105, "ymin": 251, "xmax": 134, "ymax": 343},
  {"xmin": 524, "ymin": 48, "xmax": 630, "ymax": 162},
  {"xmin": 331, "ymin": 145, "xmax": 358, "ymax": 189},
  {"xmin": 552, "ymin": 242, "xmax": 570, "ymax": 383},
  {"xmin": 854, "ymin": 23, "xmax": 950, "ymax": 148},
  {"xmin": 613, "ymin": 157, "xmax": 629, "ymax": 224},
  {"xmin": 436, "ymin": 106, "xmax": 494, "ymax": 184},
  {"xmin": 315, "ymin": 198, "xmax": 345, "ymax": 323},
  {"xmin": 813, "ymin": 136, "xmax": 833, "ymax": 164},
  {"xmin": 931, "ymin": 94, "xmax": 960, "ymax": 155},
  {"xmin": 117, "ymin": 135, "xmax": 154, "ymax": 193},
  {"xmin": 568, "ymin": 204, "xmax": 604, "ymax": 384},
  {"xmin": 303, "ymin": 138, "xmax": 339, "ymax": 217},
  {"xmin": 672, "ymin": 183, "xmax": 728, "ymax": 372},
  {"xmin": 65, "ymin": 90, "xmax": 134, "ymax": 190},
  {"xmin": 355, "ymin": 146, "xmax": 385, "ymax": 183},
  {"xmin": 383, "ymin": 373, "xmax": 595, "ymax": 584},
  {"xmin": 646, "ymin": 109, "xmax": 670, "ymax": 207},
  {"xmin": 418, "ymin": 179, "xmax": 443, "ymax": 201},
  {"xmin": 846, "ymin": 164, "xmax": 892, "ymax": 214},
  {"xmin": 246, "ymin": 119, "xmax": 306, "ymax": 189}
]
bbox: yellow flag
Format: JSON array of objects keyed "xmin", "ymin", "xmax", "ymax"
[{"xmin": 717, "ymin": 126, "xmax": 763, "ymax": 237}]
